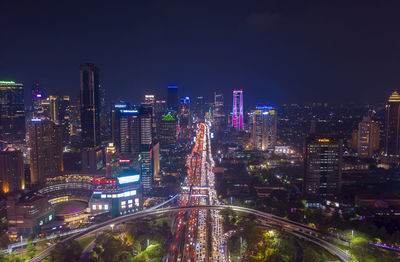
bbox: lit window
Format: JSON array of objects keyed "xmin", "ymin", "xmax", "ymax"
[
  {"xmin": 107, "ymin": 194, "xmax": 112, "ymax": 198},
  {"xmin": 128, "ymin": 199, "xmax": 133, "ymax": 204},
  {"xmin": 99, "ymin": 205, "xmax": 102, "ymax": 210},
  {"xmin": 101, "ymin": 194, "xmax": 106, "ymax": 199},
  {"xmin": 128, "ymin": 204, "xmax": 133, "ymax": 208},
  {"xmin": 104, "ymin": 204, "xmax": 109, "ymax": 210},
  {"xmin": 112, "ymin": 194, "xmax": 117, "ymax": 198},
  {"xmin": 135, "ymin": 198, "xmax": 140, "ymax": 207},
  {"xmin": 49, "ymin": 215, "xmax": 53, "ymax": 221},
  {"xmin": 39, "ymin": 220, "xmax": 43, "ymax": 226},
  {"xmin": 92, "ymin": 205, "xmax": 97, "ymax": 210}
]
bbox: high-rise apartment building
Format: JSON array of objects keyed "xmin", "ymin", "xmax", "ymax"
[
  {"xmin": 167, "ymin": 85, "xmax": 178, "ymax": 110},
  {"xmin": 251, "ymin": 105, "xmax": 277, "ymax": 151},
  {"xmin": 232, "ymin": 89, "xmax": 244, "ymax": 130},
  {"xmin": 80, "ymin": 63, "xmax": 101, "ymax": 148},
  {"xmin": 385, "ymin": 91, "xmax": 400, "ymax": 159},
  {"xmin": 304, "ymin": 135, "xmax": 342, "ymax": 198},
  {"xmin": 0, "ymin": 81, "xmax": 25, "ymax": 143},
  {"xmin": 28, "ymin": 119, "xmax": 63, "ymax": 185},
  {"xmin": 0, "ymin": 147, "xmax": 24, "ymax": 193},
  {"xmin": 357, "ymin": 115, "xmax": 380, "ymax": 158}
]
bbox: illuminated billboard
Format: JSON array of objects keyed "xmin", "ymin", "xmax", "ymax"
[{"xmin": 117, "ymin": 174, "xmax": 140, "ymax": 185}]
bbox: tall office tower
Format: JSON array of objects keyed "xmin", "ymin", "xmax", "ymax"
[
  {"xmin": 154, "ymin": 100, "xmax": 167, "ymax": 115},
  {"xmin": 31, "ymin": 81, "xmax": 45, "ymax": 117},
  {"xmin": 159, "ymin": 112, "xmax": 178, "ymax": 151},
  {"xmin": 385, "ymin": 91, "xmax": 400, "ymax": 161},
  {"xmin": 232, "ymin": 89, "xmax": 244, "ymax": 130},
  {"xmin": 112, "ymin": 104, "xmax": 140, "ymax": 154},
  {"xmin": 139, "ymin": 105, "xmax": 153, "ymax": 193},
  {"xmin": 28, "ymin": 119, "xmax": 63, "ymax": 185},
  {"xmin": 80, "ymin": 63, "xmax": 101, "ymax": 148},
  {"xmin": 357, "ymin": 115, "xmax": 380, "ymax": 158},
  {"xmin": 304, "ymin": 135, "xmax": 342, "ymax": 198},
  {"xmin": 194, "ymin": 96, "xmax": 205, "ymax": 119},
  {"xmin": 179, "ymin": 97, "xmax": 190, "ymax": 132},
  {"xmin": 167, "ymin": 85, "xmax": 178, "ymax": 110},
  {"xmin": 99, "ymin": 84, "xmax": 110, "ymax": 142},
  {"xmin": 44, "ymin": 95, "xmax": 71, "ymax": 145},
  {"xmin": 0, "ymin": 147, "xmax": 24, "ymax": 193},
  {"xmin": 143, "ymin": 95, "xmax": 157, "ymax": 137},
  {"xmin": 251, "ymin": 105, "xmax": 277, "ymax": 151},
  {"xmin": 0, "ymin": 81, "xmax": 25, "ymax": 144}
]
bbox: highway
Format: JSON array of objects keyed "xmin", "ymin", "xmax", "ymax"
[
  {"xmin": 28, "ymin": 123, "xmax": 356, "ymax": 262},
  {"xmin": 29, "ymin": 205, "xmax": 357, "ymax": 262}
]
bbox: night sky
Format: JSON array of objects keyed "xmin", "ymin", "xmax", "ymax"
[{"xmin": 1, "ymin": 0, "xmax": 400, "ymax": 106}]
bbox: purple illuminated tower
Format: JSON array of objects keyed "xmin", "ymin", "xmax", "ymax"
[{"xmin": 232, "ymin": 89, "xmax": 244, "ymax": 130}]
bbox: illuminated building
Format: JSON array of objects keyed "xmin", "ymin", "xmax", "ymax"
[
  {"xmin": 194, "ymin": 96, "xmax": 205, "ymax": 119},
  {"xmin": 89, "ymin": 172, "xmax": 142, "ymax": 216},
  {"xmin": 154, "ymin": 100, "xmax": 167, "ymax": 115},
  {"xmin": 31, "ymin": 80, "xmax": 44, "ymax": 117},
  {"xmin": 159, "ymin": 112, "xmax": 178, "ymax": 151},
  {"xmin": 179, "ymin": 97, "xmax": 190, "ymax": 132},
  {"xmin": 357, "ymin": 115, "xmax": 380, "ymax": 158},
  {"xmin": 213, "ymin": 92, "xmax": 225, "ymax": 129},
  {"xmin": 28, "ymin": 119, "xmax": 63, "ymax": 185},
  {"xmin": 251, "ymin": 105, "xmax": 277, "ymax": 150},
  {"xmin": 0, "ymin": 147, "xmax": 24, "ymax": 193},
  {"xmin": 41, "ymin": 95, "xmax": 71, "ymax": 145},
  {"xmin": 153, "ymin": 142, "xmax": 160, "ymax": 181},
  {"xmin": 167, "ymin": 85, "xmax": 178, "ymax": 110},
  {"xmin": 0, "ymin": 81, "xmax": 25, "ymax": 143},
  {"xmin": 304, "ymin": 135, "xmax": 342, "ymax": 198},
  {"xmin": 80, "ymin": 63, "xmax": 101, "ymax": 148},
  {"xmin": 112, "ymin": 104, "xmax": 140, "ymax": 154},
  {"xmin": 232, "ymin": 89, "xmax": 243, "ymax": 130},
  {"xmin": 385, "ymin": 91, "xmax": 400, "ymax": 160},
  {"xmin": 139, "ymin": 105, "xmax": 153, "ymax": 193},
  {"xmin": 7, "ymin": 193, "xmax": 55, "ymax": 238}
]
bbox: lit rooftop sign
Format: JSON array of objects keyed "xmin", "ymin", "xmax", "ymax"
[
  {"xmin": 318, "ymin": 138, "xmax": 330, "ymax": 143},
  {"xmin": 117, "ymin": 174, "xmax": 140, "ymax": 185},
  {"xmin": 0, "ymin": 81, "xmax": 16, "ymax": 84},
  {"xmin": 120, "ymin": 109, "xmax": 138, "ymax": 113}
]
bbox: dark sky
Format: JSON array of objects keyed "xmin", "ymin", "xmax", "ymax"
[{"xmin": 1, "ymin": 0, "xmax": 400, "ymax": 107}]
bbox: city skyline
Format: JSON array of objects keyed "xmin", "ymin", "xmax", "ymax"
[{"xmin": 2, "ymin": 0, "xmax": 400, "ymax": 105}]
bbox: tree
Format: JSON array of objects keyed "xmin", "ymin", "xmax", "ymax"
[{"xmin": 48, "ymin": 240, "xmax": 82, "ymax": 262}]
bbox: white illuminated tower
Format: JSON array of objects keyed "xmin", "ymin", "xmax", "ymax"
[{"xmin": 232, "ymin": 89, "xmax": 243, "ymax": 130}]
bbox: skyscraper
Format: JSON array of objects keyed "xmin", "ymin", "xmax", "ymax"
[
  {"xmin": 112, "ymin": 104, "xmax": 140, "ymax": 154},
  {"xmin": 43, "ymin": 95, "xmax": 71, "ymax": 145},
  {"xmin": 304, "ymin": 135, "xmax": 342, "ymax": 198},
  {"xmin": 357, "ymin": 115, "xmax": 380, "ymax": 158},
  {"xmin": 232, "ymin": 89, "xmax": 243, "ymax": 130},
  {"xmin": 159, "ymin": 112, "xmax": 178, "ymax": 151},
  {"xmin": 0, "ymin": 147, "xmax": 24, "ymax": 193},
  {"xmin": 28, "ymin": 119, "xmax": 63, "ymax": 185},
  {"xmin": 251, "ymin": 105, "xmax": 277, "ymax": 151},
  {"xmin": 139, "ymin": 105, "xmax": 153, "ymax": 193},
  {"xmin": 167, "ymin": 85, "xmax": 178, "ymax": 110},
  {"xmin": 385, "ymin": 91, "xmax": 400, "ymax": 159},
  {"xmin": 31, "ymin": 81, "xmax": 44, "ymax": 117},
  {"xmin": 80, "ymin": 63, "xmax": 101, "ymax": 148},
  {"xmin": 0, "ymin": 81, "xmax": 25, "ymax": 143}
]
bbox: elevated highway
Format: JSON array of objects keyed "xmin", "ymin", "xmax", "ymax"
[{"xmin": 29, "ymin": 205, "xmax": 356, "ymax": 262}]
